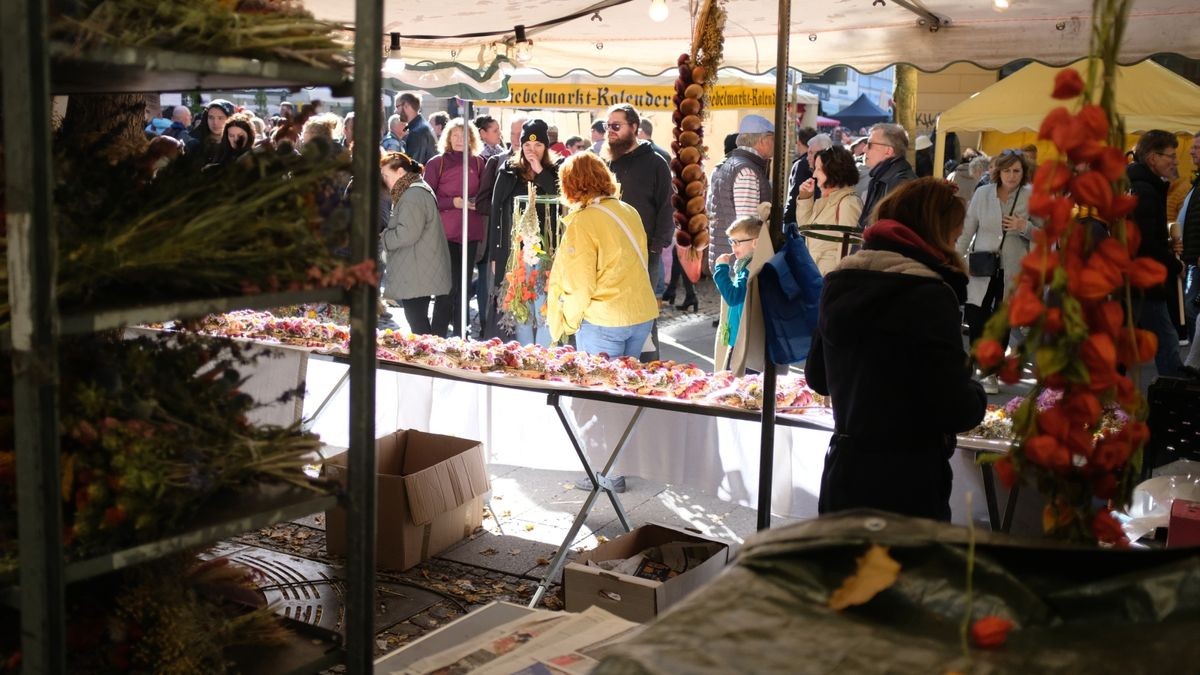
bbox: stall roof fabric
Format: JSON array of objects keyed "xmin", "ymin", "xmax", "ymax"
[
  {"xmin": 307, "ymin": 0, "xmax": 1200, "ymax": 77},
  {"xmin": 937, "ymin": 59, "xmax": 1200, "ymax": 135}
]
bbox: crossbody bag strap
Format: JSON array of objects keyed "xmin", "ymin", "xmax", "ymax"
[{"xmin": 590, "ymin": 200, "xmax": 648, "ymax": 269}]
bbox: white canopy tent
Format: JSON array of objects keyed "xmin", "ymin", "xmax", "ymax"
[{"xmin": 307, "ymin": 0, "xmax": 1200, "ymax": 77}]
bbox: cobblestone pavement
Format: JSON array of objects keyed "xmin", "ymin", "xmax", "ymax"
[{"xmin": 233, "ymin": 517, "xmax": 564, "ymax": 668}]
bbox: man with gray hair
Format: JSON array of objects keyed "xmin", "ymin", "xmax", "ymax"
[
  {"xmin": 858, "ymin": 122, "xmax": 916, "ymax": 229},
  {"xmin": 706, "ymin": 114, "xmax": 775, "ymax": 270},
  {"xmin": 381, "ymin": 113, "xmax": 406, "ymax": 152}
]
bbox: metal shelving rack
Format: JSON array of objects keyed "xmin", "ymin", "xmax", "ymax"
[{"xmin": 1, "ymin": 0, "xmax": 382, "ymax": 672}]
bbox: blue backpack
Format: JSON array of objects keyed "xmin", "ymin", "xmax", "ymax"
[{"xmin": 758, "ymin": 224, "xmax": 824, "ymax": 364}]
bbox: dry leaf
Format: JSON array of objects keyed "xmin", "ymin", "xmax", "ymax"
[
  {"xmin": 480, "ymin": 547, "xmax": 499, "ymax": 556},
  {"xmin": 508, "ymin": 549, "xmax": 521, "ymax": 556},
  {"xmin": 524, "ymin": 524, "xmax": 535, "ymax": 532},
  {"xmin": 562, "ymin": 483, "xmax": 576, "ymax": 490},
  {"xmin": 535, "ymin": 557, "xmax": 550, "ymax": 566},
  {"xmin": 827, "ymin": 545, "xmax": 901, "ymax": 611},
  {"xmin": 502, "ymin": 510, "xmax": 513, "ymax": 518},
  {"xmin": 596, "ymin": 535, "xmax": 609, "ymax": 543}
]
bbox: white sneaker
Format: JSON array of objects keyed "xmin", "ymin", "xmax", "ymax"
[{"xmin": 982, "ymin": 375, "xmax": 1000, "ymax": 395}]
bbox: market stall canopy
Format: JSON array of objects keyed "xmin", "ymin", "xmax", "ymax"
[
  {"xmin": 933, "ymin": 59, "xmax": 1200, "ymax": 177},
  {"xmin": 305, "ymin": 0, "xmax": 1200, "ymax": 77},
  {"xmin": 937, "ymin": 59, "xmax": 1200, "ymax": 135},
  {"xmin": 828, "ymin": 94, "xmax": 891, "ymax": 130},
  {"xmin": 481, "ymin": 68, "xmax": 816, "ymax": 112},
  {"xmin": 816, "ymin": 116, "xmax": 840, "ymax": 128}
]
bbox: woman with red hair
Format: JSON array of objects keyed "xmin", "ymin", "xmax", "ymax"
[{"xmin": 546, "ymin": 152, "xmax": 659, "ymax": 358}]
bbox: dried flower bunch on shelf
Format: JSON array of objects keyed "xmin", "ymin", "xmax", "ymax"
[
  {"xmin": 0, "ymin": 554, "xmax": 296, "ymax": 673},
  {"xmin": 51, "ymin": 0, "xmax": 350, "ymax": 69},
  {"xmin": 0, "ymin": 331, "xmax": 326, "ymax": 570}
]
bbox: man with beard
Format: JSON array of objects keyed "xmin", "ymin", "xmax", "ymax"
[
  {"xmin": 604, "ymin": 103, "xmax": 671, "ymax": 360},
  {"xmin": 393, "ymin": 92, "xmax": 437, "ymax": 163}
]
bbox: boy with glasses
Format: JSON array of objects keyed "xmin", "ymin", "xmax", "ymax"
[{"xmin": 713, "ymin": 216, "xmax": 763, "ymax": 368}]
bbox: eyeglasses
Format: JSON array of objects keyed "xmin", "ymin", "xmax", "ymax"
[
  {"xmin": 605, "ymin": 122, "xmax": 626, "ymax": 131},
  {"xmin": 1000, "ymin": 148, "xmax": 1024, "ymax": 158},
  {"xmin": 727, "ymin": 237, "xmax": 755, "ymax": 245},
  {"xmin": 866, "ymin": 141, "xmax": 892, "ymax": 150},
  {"xmin": 1154, "ymin": 151, "xmax": 1178, "ymax": 160}
]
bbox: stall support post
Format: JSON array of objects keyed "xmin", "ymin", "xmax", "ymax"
[
  {"xmin": 3, "ymin": 0, "xmax": 66, "ymax": 670},
  {"xmin": 757, "ymin": 0, "xmax": 792, "ymax": 532},
  {"xmin": 346, "ymin": 0, "xmax": 383, "ymax": 671}
]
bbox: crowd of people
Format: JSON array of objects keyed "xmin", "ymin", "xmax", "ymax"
[{"xmin": 144, "ymin": 96, "xmax": 1199, "ymax": 397}]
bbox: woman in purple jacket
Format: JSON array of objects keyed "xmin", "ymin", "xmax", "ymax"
[{"xmin": 425, "ymin": 118, "xmax": 487, "ymax": 338}]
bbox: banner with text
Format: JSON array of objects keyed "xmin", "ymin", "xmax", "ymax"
[{"xmin": 478, "ymin": 83, "xmax": 776, "ymax": 111}]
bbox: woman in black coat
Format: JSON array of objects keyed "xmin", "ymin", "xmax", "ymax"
[
  {"xmin": 807, "ymin": 177, "xmax": 987, "ymax": 521},
  {"xmin": 483, "ymin": 119, "xmax": 561, "ymax": 341}
]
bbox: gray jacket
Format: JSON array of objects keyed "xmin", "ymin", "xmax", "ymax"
[
  {"xmin": 707, "ymin": 147, "xmax": 772, "ymax": 269},
  {"xmin": 381, "ymin": 181, "xmax": 452, "ymax": 300}
]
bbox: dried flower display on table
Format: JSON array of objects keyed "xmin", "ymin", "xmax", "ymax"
[{"xmin": 185, "ymin": 309, "xmax": 828, "ymax": 413}]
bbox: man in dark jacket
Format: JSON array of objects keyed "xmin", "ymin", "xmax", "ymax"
[
  {"xmin": 604, "ymin": 103, "xmax": 673, "ymax": 359},
  {"xmin": 162, "ymin": 105, "xmax": 192, "ymax": 141},
  {"xmin": 1181, "ymin": 133, "xmax": 1200, "ymax": 373},
  {"xmin": 858, "ymin": 123, "xmax": 916, "ymax": 229},
  {"xmin": 393, "ymin": 92, "xmax": 437, "ymax": 164},
  {"xmin": 783, "ymin": 127, "xmax": 820, "ymax": 229},
  {"xmin": 1127, "ymin": 130, "xmax": 1185, "ymax": 378}
]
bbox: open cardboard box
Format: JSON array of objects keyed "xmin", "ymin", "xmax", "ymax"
[
  {"xmin": 324, "ymin": 429, "xmax": 490, "ymax": 570},
  {"xmin": 564, "ymin": 523, "xmax": 733, "ymax": 623}
]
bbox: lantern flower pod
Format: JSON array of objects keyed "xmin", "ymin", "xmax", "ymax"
[
  {"xmin": 1070, "ymin": 171, "xmax": 1114, "ymax": 211},
  {"xmin": 1128, "ymin": 257, "xmax": 1167, "ymax": 289},
  {"xmin": 1008, "ymin": 284, "xmax": 1046, "ymax": 327},
  {"xmin": 1039, "ymin": 106, "xmax": 1072, "ymax": 140},
  {"xmin": 1076, "ymin": 104, "xmax": 1110, "ymax": 140},
  {"xmin": 1052, "ymin": 68, "xmax": 1085, "ymax": 99},
  {"xmin": 973, "ymin": 338, "xmax": 1004, "ymax": 370}
]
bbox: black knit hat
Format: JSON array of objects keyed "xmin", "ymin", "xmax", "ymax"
[
  {"xmin": 520, "ymin": 119, "xmax": 549, "ymax": 146},
  {"xmin": 207, "ymin": 99, "xmax": 235, "ymax": 117}
]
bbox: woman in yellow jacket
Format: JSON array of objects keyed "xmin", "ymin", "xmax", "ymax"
[
  {"xmin": 795, "ymin": 146, "xmax": 864, "ymax": 276},
  {"xmin": 547, "ymin": 152, "xmax": 659, "ymax": 358}
]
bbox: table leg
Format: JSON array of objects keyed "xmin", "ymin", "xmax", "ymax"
[
  {"xmin": 1001, "ymin": 483, "xmax": 1020, "ymax": 533},
  {"xmin": 302, "ymin": 368, "xmax": 349, "ymax": 431},
  {"xmin": 979, "ymin": 461, "xmax": 1002, "ymax": 531},
  {"xmin": 529, "ymin": 395, "xmax": 643, "ymax": 608}
]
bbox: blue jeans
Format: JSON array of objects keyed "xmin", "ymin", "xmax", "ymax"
[
  {"xmin": 513, "ymin": 291, "xmax": 552, "ymax": 347},
  {"xmin": 1134, "ymin": 298, "xmax": 1184, "ymax": 378},
  {"xmin": 576, "ymin": 319, "xmax": 654, "ymax": 359}
]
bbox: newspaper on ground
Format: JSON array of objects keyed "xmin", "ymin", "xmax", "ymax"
[{"xmin": 394, "ymin": 606, "xmax": 640, "ymax": 675}]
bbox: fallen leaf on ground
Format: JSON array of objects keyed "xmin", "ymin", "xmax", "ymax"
[
  {"xmin": 502, "ymin": 510, "xmax": 513, "ymax": 518},
  {"xmin": 524, "ymin": 524, "xmax": 535, "ymax": 532},
  {"xmin": 509, "ymin": 549, "xmax": 521, "ymax": 555},
  {"xmin": 596, "ymin": 535, "xmax": 609, "ymax": 543},
  {"xmin": 480, "ymin": 548, "xmax": 499, "ymax": 556},
  {"xmin": 562, "ymin": 483, "xmax": 576, "ymax": 490},
  {"xmin": 828, "ymin": 545, "xmax": 901, "ymax": 611},
  {"xmin": 535, "ymin": 557, "xmax": 550, "ymax": 566}
]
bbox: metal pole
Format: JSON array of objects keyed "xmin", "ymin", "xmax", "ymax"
[
  {"xmin": 461, "ymin": 101, "xmax": 471, "ymax": 337},
  {"xmin": 3, "ymin": 0, "xmax": 65, "ymax": 670},
  {"xmin": 758, "ymin": 0, "xmax": 791, "ymax": 532},
  {"xmin": 347, "ymin": 0, "xmax": 383, "ymax": 671}
]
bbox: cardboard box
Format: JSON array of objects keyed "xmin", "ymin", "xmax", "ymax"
[
  {"xmin": 1167, "ymin": 499, "xmax": 1200, "ymax": 548},
  {"xmin": 564, "ymin": 523, "xmax": 733, "ymax": 623},
  {"xmin": 324, "ymin": 430, "xmax": 490, "ymax": 570}
]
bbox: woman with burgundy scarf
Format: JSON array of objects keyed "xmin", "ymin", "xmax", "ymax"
[{"xmin": 807, "ymin": 178, "xmax": 987, "ymax": 521}]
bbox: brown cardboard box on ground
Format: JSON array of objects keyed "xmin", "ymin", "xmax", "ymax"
[
  {"xmin": 564, "ymin": 523, "xmax": 733, "ymax": 623},
  {"xmin": 324, "ymin": 430, "xmax": 490, "ymax": 570}
]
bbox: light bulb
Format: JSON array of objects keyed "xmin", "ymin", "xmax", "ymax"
[
  {"xmin": 993, "ymin": 0, "xmax": 1010, "ymax": 9},
  {"xmin": 385, "ymin": 32, "xmax": 405, "ymax": 71},
  {"xmin": 384, "ymin": 57, "xmax": 406, "ymax": 72},
  {"xmin": 649, "ymin": 0, "xmax": 669, "ymax": 22}
]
